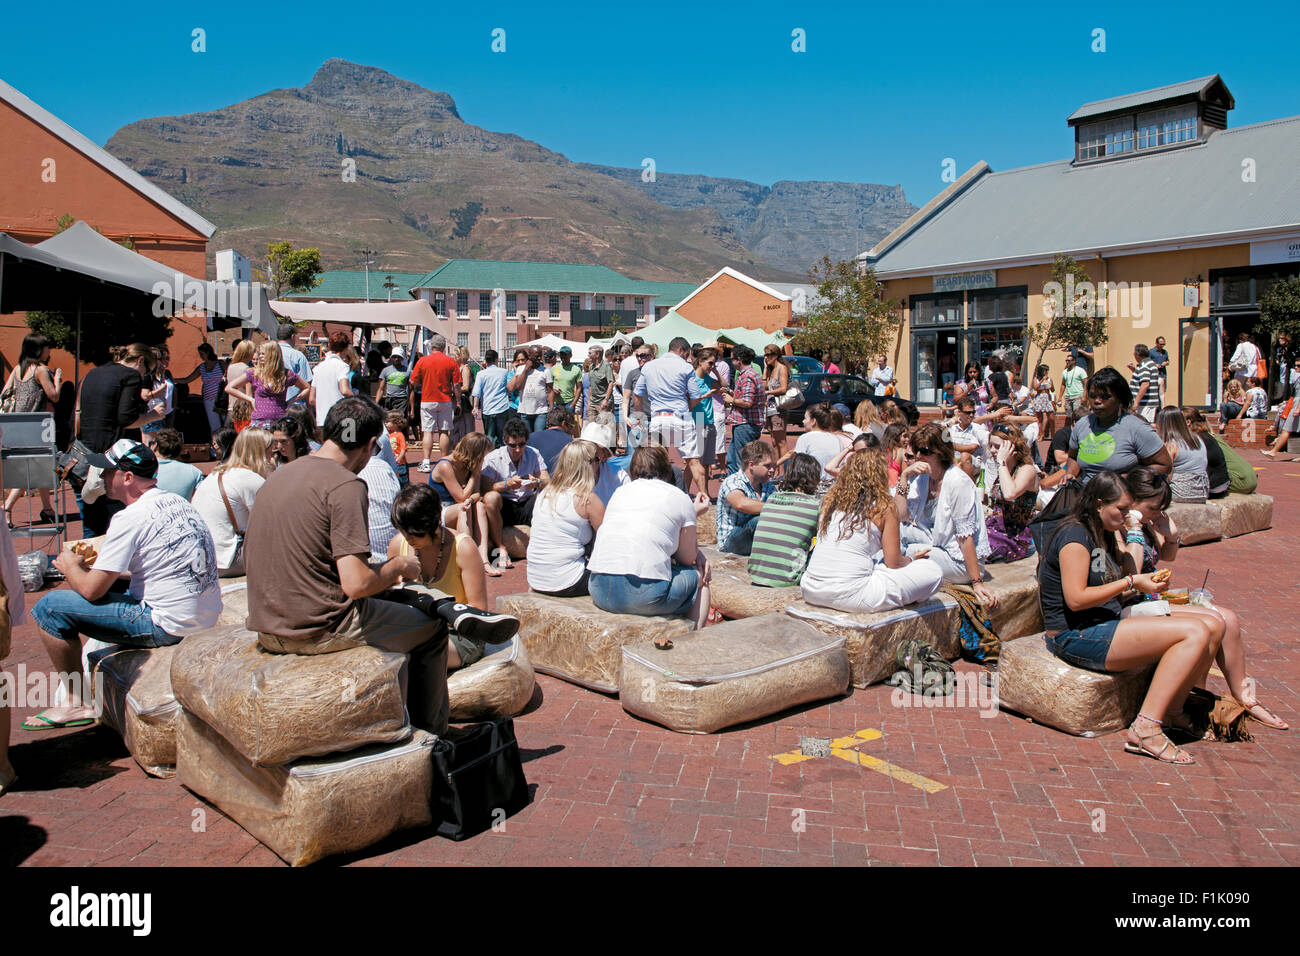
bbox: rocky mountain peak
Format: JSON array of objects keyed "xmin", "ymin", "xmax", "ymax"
[{"xmin": 303, "ymin": 58, "xmax": 461, "ymax": 122}]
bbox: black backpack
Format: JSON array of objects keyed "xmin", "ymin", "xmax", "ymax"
[{"xmin": 1027, "ymin": 478, "xmax": 1086, "ymax": 561}]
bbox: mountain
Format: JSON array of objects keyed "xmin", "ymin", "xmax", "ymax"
[{"xmin": 104, "ymin": 59, "xmax": 916, "ymax": 283}]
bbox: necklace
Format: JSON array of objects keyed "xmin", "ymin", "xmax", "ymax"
[{"xmin": 413, "ymin": 527, "xmax": 451, "ymax": 584}]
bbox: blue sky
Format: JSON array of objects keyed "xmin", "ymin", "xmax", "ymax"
[{"xmin": 2, "ymin": 0, "xmax": 1297, "ymax": 207}]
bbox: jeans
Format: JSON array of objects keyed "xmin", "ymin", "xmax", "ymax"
[
  {"xmin": 1219, "ymin": 401, "xmax": 1242, "ymax": 422},
  {"xmin": 482, "ymin": 412, "xmax": 508, "ymax": 447},
  {"xmin": 31, "ymin": 590, "xmax": 179, "ymax": 649},
  {"xmin": 78, "ymin": 494, "xmax": 125, "ymax": 539},
  {"xmin": 721, "ymin": 511, "xmax": 761, "ymax": 556},
  {"xmin": 523, "ymin": 412, "xmax": 547, "ymax": 434},
  {"xmin": 590, "ymin": 567, "xmax": 700, "ymax": 617},
  {"xmin": 727, "ymin": 422, "xmax": 762, "ymax": 474}
]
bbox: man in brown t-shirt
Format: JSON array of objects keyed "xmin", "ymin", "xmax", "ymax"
[{"xmin": 245, "ymin": 396, "xmax": 451, "ymax": 732}]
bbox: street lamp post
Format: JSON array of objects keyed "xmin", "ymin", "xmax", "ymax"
[{"xmin": 359, "ymin": 248, "xmax": 379, "ymax": 303}]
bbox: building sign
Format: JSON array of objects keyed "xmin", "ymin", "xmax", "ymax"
[
  {"xmin": 1184, "ymin": 285, "xmax": 1200, "ymax": 308},
  {"xmin": 1250, "ymin": 237, "xmax": 1300, "ymax": 266},
  {"xmin": 933, "ymin": 270, "xmax": 996, "ymax": 293}
]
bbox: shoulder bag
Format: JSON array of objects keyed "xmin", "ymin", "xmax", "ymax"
[
  {"xmin": 217, "ymin": 472, "xmax": 245, "ymax": 568},
  {"xmin": 430, "ymin": 717, "xmax": 530, "ymax": 840},
  {"xmin": 0, "ymin": 368, "xmax": 17, "ymax": 414}
]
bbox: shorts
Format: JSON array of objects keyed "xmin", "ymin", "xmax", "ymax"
[
  {"xmin": 381, "ymin": 395, "xmax": 408, "ymax": 415},
  {"xmin": 649, "ymin": 413, "xmax": 699, "ymax": 459},
  {"xmin": 589, "ymin": 566, "xmax": 701, "ymax": 617},
  {"xmin": 421, "ymin": 401, "xmax": 453, "ymax": 433},
  {"xmin": 1044, "ymin": 620, "xmax": 1121, "ymax": 672},
  {"xmin": 501, "ymin": 494, "xmax": 537, "ymax": 527}
]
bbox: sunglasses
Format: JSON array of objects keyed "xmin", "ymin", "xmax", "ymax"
[
  {"xmin": 506, "ymin": 441, "xmax": 527, "ymax": 449},
  {"xmin": 636, "ymin": 353, "xmax": 650, "ymax": 359}
]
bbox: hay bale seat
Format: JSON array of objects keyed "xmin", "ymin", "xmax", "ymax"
[
  {"xmin": 170, "ymin": 625, "xmax": 412, "ymax": 766},
  {"xmin": 217, "ymin": 580, "xmax": 248, "ymax": 626},
  {"xmin": 448, "ymin": 637, "xmax": 536, "ymax": 721},
  {"xmin": 698, "ymin": 546, "xmax": 800, "ymax": 620},
  {"xmin": 996, "ymin": 636, "xmax": 1154, "ymax": 737},
  {"xmin": 619, "ymin": 615, "xmax": 849, "ymax": 734},
  {"xmin": 87, "ymin": 645, "xmax": 181, "ymax": 778},
  {"xmin": 496, "ymin": 593, "xmax": 693, "ymax": 694},
  {"xmin": 779, "ymin": 555, "xmax": 1043, "ymax": 688},
  {"xmin": 1219, "ymin": 492, "xmax": 1272, "ymax": 538},
  {"xmin": 177, "ymin": 709, "xmax": 434, "ymax": 867},
  {"xmin": 1166, "ymin": 501, "xmax": 1223, "ymax": 545},
  {"xmin": 696, "ymin": 507, "xmax": 717, "ymax": 546}
]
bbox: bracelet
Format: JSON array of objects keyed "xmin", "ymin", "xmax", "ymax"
[
  {"xmin": 1125, "ymin": 575, "xmax": 1135, "ymax": 590},
  {"xmin": 1125, "ymin": 532, "xmax": 1145, "ymax": 544}
]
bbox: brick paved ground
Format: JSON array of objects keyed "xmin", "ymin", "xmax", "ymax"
[{"xmin": 2, "ymin": 437, "xmax": 1296, "ymax": 867}]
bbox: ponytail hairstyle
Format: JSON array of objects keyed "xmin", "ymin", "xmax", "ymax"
[{"xmin": 1124, "ymin": 466, "xmax": 1173, "ymax": 512}]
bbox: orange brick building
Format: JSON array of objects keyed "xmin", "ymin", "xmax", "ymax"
[
  {"xmin": 0, "ymin": 77, "xmax": 216, "ymax": 379},
  {"xmin": 673, "ymin": 267, "xmax": 793, "ymax": 335}
]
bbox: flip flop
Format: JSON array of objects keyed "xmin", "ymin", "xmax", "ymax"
[
  {"xmin": 20, "ymin": 710, "xmax": 95, "ymax": 731},
  {"xmin": 482, "ymin": 561, "xmax": 503, "ymax": 578}
]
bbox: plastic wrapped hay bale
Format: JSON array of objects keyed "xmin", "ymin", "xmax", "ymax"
[
  {"xmin": 217, "ymin": 580, "xmax": 249, "ymax": 627},
  {"xmin": 708, "ymin": 570, "xmax": 800, "ymax": 620},
  {"xmin": 1166, "ymin": 501, "xmax": 1223, "ymax": 545},
  {"xmin": 996, "ymin": 636, "xmax": 1154, "ymax": 737},
  {"xmin": 619, "ymin": 615, "xmax": 849, "ymax": 733},
  {"xmin": 496, "ymin": 593, "xmax": 693, "ymax": 693},
  {"xmin": 785, "ymin": 598, "xmax": 961, "ymax": 688},
  {"xmin": 87, "ymin": 645, "xmax": 182, "ymax": 777},
  {"xmin": 1219, "ymin": 492, "xmax": 1272, "ymax": 538},
  {"xmin": 448, "ymin": 638, "xmax": 536, "ymax": 721},
  {"xmin": 696, "ymin": 507, "xmax": 717, "ymax": 546},
  {"xmin": 177, "ymin": 709, "xmax": 434, "ymax": 867},
  {"xmin": 170, "ymin": 625, "xmax": 411, "ymax": 766},
  {"xmin": 982, "ymin": 557, "xmax": 1044, "ymax": 639}
]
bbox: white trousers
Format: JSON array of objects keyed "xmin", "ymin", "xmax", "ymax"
[{"xmin": 801, "ymin": 557, "xmax": 944, "ymax": 614}]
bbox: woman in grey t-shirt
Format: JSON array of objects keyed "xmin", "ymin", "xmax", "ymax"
[{"xmin": 1068, "ymin": 367, "xmax": 1171, "ymax": 482}]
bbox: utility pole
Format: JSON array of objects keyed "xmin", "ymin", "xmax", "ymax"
[
  {"xmin": 383, "ymin": 274, "xmax": 397, "ymax": 303},
  {"xmin": 359, "ymin": 248, "xmax": 379, "ymax": 303}
]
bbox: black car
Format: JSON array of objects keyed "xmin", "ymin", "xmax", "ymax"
[{"xmin": 781, "ymin": 373, "xmax": 919, "ymax": 426}]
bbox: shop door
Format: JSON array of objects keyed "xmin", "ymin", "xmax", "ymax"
[
  {"xmin": 1179, "ymin": 317, "xmax": 1218, "ymax": 409},
  {"xmin": 913, "ymin": 332, "xmax": 939, "ymax": 405}
]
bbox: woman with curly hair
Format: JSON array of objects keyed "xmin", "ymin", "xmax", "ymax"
[
  {"xmin": 799, "ymin": 446, "xmax": 944, "ymax": 613},
  {"xmin": 429, "ymin": 431, "xmax": 498, "ymax": 574},
  {"xmin": 985, "ymin": 423, "xmax": 1039, "ymax": 562}
]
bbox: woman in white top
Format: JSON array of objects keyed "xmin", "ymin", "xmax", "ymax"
[
  {"xmin": 894, "ymin": 422, "xmax": 1000, "ymax": 608},
  {"xmin": 784, "ymin": 402, "xmax": 842, "ymax": 492},
  {"xmin": 192, "ymin": 427, "xmax": 272, "ymax": 576},
  {"xmin": 527, "ymin": 440, "xmax": 605, "ymax": 597},
  {"xmin": 801, "ymin": 446, "xmax": 943, "ymax": 613},
  {"xmin": 1155, "ymin": 407, "xmax": 1209, "ymax": 503},
  {"xmin": 1227, "ymin": 332, "xmax": 1262, "ymax": 386},
  {"xmin": 588, "ymin": 445, "xmax": 712, "ymax": 634},
  {"xmin": 510, "ymin": 347, "xmax": 553, "ymax": 433}
]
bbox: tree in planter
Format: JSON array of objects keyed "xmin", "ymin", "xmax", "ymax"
[
  {"xmin": 260, "ymin": 241, "xmax": 323, "ymax": 299},
  {"xmin": 793, "ymin": 256, "xmax": 901, "ymax": 373},
  {"xmin": 1028, "ymin": 253, "xmax": 1110, "ymax": 374}
]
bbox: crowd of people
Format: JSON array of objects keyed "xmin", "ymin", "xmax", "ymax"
[{"xmin": 0, "ymin": 327, "xmax": 1291, "ymax": 798}]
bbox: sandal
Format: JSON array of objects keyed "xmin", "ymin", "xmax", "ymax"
[
  {"xmin": 1124, "ymin": 715, "xmax": 1195, "ymax": 765},
  {"xmin": 482, "ymin": 560, "xmax": 503, "ymax": 578},
  {"xmin": 1239, "ymin": 699, "xmax": 1289, "ymax": 731}
]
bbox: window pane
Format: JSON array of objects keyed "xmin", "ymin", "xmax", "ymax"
[
  {"xmin": 997, "ymin": 290, "xmax": 1026, "ymax": 321},
  {"xmin": 506, "ymin": 332, "xmax": 517, "ymax": 349},
  {"xmin": 1221, "ymin": 275, "xmax": 1252, "ymax": 306},
  {"xmin": 480, "ymin": 333, "xmax": 491, "ymax": 356},
  {"xmin": 595, "ymin": 295, "xmax": 606, "ymax": 309},
  {"xmin": 971, "ymin": 291, "xmax": 995, "ymax": 323},
  {"xmin": 615, "ymin": 296, "xmax": 625, "ymax": 309},
  {"xmin": 479, "ymin": 292, "xmax": 490, "ymax": 313},
  {"xmin": 528, "ymin": 294, "xmax": 539, "ymax": 317},
  {"xmin": 506, "ymin": 293, "xmax": 517, "ymax": 314},
  {"xmin": 569, "ymin": 295, "xmax": 580, "ymax": 313},
  {"xmin": 457, "ymin": 333, "xmax": 468, "ymax": 349},
  {"xmin": 549, "ymin": 294, "xmax": 560, "ymax": 317}
]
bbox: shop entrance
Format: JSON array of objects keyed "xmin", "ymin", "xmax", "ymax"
[
  {"xmin": 911, "ymin": 329, "xmax": 962, "ymax": 405},
  {"xmin": 1179, "ymin": 317, "xmax": 1218, "ymax": 409}
]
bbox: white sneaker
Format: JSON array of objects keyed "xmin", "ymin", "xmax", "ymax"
[{"xmin": 417, "ymin": 460, "xmax": 432, "ymax": 473}]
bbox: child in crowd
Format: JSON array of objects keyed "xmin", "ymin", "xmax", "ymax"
[
  {"xmin": 881, "ymin": 423, "xmax": 908, "ymax": 486},
  {"xmin": 386, "ymin": 412, "xmax": 409, "ymax": 483},
  {"xmin": 1031, "ymin": 363, "xmax": 1055, "ymax": 438},
  {"xmin": 939, "ymin": 380, "xmax": 957, "ymax": 417}
]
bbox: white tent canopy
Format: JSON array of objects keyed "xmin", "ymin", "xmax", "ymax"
[
  {"xmin": 35, "ymin": 222, "xmax": 277, "ymax": 334},
  {"xmin": 268, "ymin": 297, "xmax": 442, "ymax": 330}
]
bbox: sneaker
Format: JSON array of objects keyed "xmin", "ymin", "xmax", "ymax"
[
  {"xmin": 444, "ymin": 604, "xmax": 520, "ymax": 646},
  {"xmin": 417, "ymin": 460, "xmax": 432, "ymax": 473}
]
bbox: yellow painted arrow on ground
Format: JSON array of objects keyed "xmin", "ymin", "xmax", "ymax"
[{"xmin": 771, "ymin": 728, "xmax": 948, "ymax": 794}]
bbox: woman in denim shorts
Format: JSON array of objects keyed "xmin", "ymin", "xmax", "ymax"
[{"xmin": 1037, "ymin": 471, "xmax": 1230, "ymax": 767}]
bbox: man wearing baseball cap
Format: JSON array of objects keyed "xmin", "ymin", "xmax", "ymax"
[
  {"xmin": 550, "ymin": 346, "xmax": 583, "ymax": 416},
  {"xmin": 378, "ymin": 346, "xmax": 411, "ymax": 417},
  {"xmin": 25, "ymin": 440, "xmax": 222, "ymax": 730}
]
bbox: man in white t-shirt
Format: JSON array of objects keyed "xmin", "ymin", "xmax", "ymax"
[
  {"xmin": 946, "ymin": 397, "xmax": 990, "ymax": 463},
  {"xmin": 481, "ymin": 417, "xmax": 551, "ymax": 565},
  {"xmin": 25, "ymin": 440, "xmax": 221, "ymax": 729},
  {"xmin": 313, "ymin": 330, "xmax": 354, "ymax": 426},
  {"xmin": 869, "ymin": 353, "xmax": 895, "ymax": 397},
  {"xmin": 634, "ymin": 335, "xmax": 706, "ymax": 494}
]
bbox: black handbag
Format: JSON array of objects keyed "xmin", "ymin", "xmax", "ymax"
[
  {"xmin": 54, "ymin": 438, "xmax": 97, "ymax": 494},
  {"xmin": 430, "ymin": 718, "xmax": 530, "ymax": 841}
]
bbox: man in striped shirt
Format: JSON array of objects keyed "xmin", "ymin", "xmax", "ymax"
[
  {"xmin": 747, "ymin": 452, "xmax": 823, "ymax": 588},
  {"xmin": 1129, "ymin": 344, "xmax": 1161, "ymax": 423}
]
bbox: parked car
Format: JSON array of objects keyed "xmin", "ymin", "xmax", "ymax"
[{"xmin": 780, "ymin": 373, "xmax": 919, "ymax": 426}]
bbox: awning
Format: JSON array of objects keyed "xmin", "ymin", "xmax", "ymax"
[
  {"xmin": 633, "ymin": 310, "xmax": 788, "ymax": 354},
  {"xmin": 0, "ymin": 223, "xmax": 277, "ymax": 334},
  {"xmin": 269, "ymin": 297, "xmax": 441, "ymax": 330}
]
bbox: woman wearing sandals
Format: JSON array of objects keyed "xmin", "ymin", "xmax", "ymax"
[
  {"xmin": 1039, "ymin": 470, "xmax": 1234, "ymax": 766},
  {"xmin": 1120, "ymin": 467, "xmax": 1287, "ymax": 732}
]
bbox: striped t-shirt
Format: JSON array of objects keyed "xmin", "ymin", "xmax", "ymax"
[
  {"xmin": 1130, "ymin": 360, "xmax": 1161, "ymax": 408},
  {"xmin": 746, "ymin": 490, "xmax": 821, "ymax": 588}
]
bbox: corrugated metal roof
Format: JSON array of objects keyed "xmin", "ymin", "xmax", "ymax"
[
  {"xmin": 410, "ymin": 259, "xmax": 693, "ymax": 295},
  {"xmin": 867, "ymin": 115, "xmax": 1300, "ymax": 276},
  {"xmin": 1067, "ymin": 75, "xmax": 1223, "ymax": 123},
  {"xmin": 283, "ymin": 270, "xmax": 426, "ymax": 300}
]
